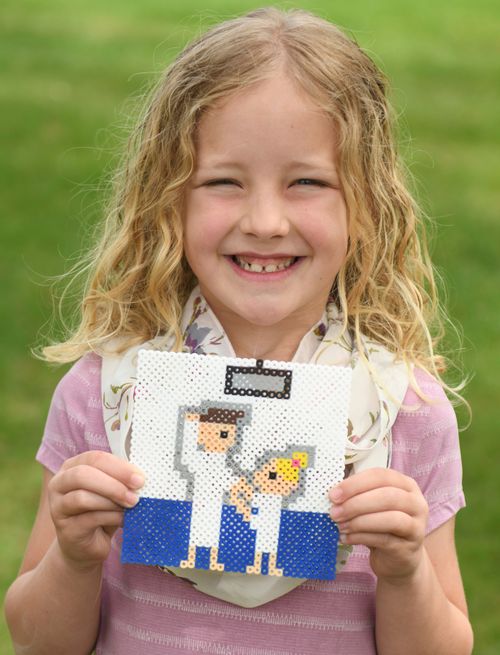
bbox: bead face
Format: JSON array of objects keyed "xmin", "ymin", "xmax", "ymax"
[{"xmin": 121, "ymin": 350, "xmax": 351, "ymax": 580}]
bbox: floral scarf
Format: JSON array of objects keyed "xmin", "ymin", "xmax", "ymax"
[{"xmin": 101, "ymin": 287, "xmax": 409, "ymax": 606}]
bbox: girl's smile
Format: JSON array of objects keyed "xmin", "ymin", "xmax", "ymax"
[
  {"xmin": 183, "ymin": 73, "xmax": 348, "ymax": 357},
  {"xmin": 227, "ymin": 253, "xmax": 302, "ymax": 278}
]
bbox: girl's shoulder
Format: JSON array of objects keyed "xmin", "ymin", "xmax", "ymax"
[
  {"xmin": 38, "ymin": 352, "xmax": 107, "ymax": 473},
  {"xmin": 398, "ymin": 367, "xmax": 457, "ymax": 431},
  {"xmin": 73, "ymin": 350, "xmax": 102, "ymax": 375},
  {"xmin": 54, "ymin": 351, "xmax": 102, "ymax": 403}
]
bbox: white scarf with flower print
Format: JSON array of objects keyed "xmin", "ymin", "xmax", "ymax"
[{"xmin": 101, "ymin": 287, "xmax": 409, "ymax": 607}]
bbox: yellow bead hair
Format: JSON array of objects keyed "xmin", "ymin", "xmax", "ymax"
[{"xmin": 276, "ymin": 451, "xmax": 308, "ymax": 482}]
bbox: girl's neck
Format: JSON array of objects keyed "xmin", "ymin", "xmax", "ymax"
[{"xmin": 216, "ymin": 312, "xmax": 323, "ymax": 362}]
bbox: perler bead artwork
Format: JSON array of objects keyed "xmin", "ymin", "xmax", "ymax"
[{"xmin": 121, "ymin": 351, "xmax": 352, "ymax": 580}]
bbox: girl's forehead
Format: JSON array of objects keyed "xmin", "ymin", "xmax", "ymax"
[
  {"xmin": 200, "ymin": 74, "xmax": 327, "ymax": 123},
  {"xmin": 194, "ymin": 75, "xmax": 338, "ymax": 167}
]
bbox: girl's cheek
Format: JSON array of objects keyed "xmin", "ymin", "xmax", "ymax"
[{"xmin": 197, "ymin": 195, "xmax": 243, "ymax": 227}]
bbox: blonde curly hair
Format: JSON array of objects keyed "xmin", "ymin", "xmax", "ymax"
[{"xmin": 41, "ymin": 7, "xmax": 464, "ymax": 401}]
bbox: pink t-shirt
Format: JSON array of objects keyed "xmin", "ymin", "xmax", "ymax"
[{"xmin": 36, "ymin": 353, "xmax": 465, "ymax": 655}]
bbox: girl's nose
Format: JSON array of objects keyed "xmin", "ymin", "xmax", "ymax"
[{"xmin": 239, "ymin": 190, "xmax": 290, "ymax": 239}]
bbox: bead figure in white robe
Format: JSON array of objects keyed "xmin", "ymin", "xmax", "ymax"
[
  {"xmin": 231, "ymin": 450, "xmax": 309, "ymax": 576},
  {"xmin": 178, "ymin": 405, "xmax": 247, "ymax": 571}
]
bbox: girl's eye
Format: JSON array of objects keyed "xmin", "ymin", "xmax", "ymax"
[
  {"xmin": 205, "ymin": 178, "xmax": 239, "ymax": 187},
  {"xmin": 294, "ymin": 178, "xmax": 327, "ymax": 187}
]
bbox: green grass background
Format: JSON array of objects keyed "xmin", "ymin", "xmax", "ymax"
[{"xmin": 1, "ymin": 0, "xmax": 499, "ymax": 652}]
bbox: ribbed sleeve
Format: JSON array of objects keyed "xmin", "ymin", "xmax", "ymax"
[
  {"xmin": 36, "ymin": 353, "xmax": 110, "ymax": 473},
  {"xmin": 391, "ymin": 368, "xmax": 465, "ymax": 534}
]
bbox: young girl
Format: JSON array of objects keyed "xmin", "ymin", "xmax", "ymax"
[{"xmin": 5, "ymin": 7, "xmax": 473, "ymax": 654}]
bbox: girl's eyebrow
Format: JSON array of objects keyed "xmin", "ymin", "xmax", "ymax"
[
  {"xmin": 286, "ymin": 160, "xmax": 339, "ymax": 174},
  {"xmin": 193, "ymin": 160, "xmax": 244, "ymax": 173},
  {"xmin": 196, "ymin": 162, "xmax": 241, "ymax": 170},
  {"xmin": 195, "ymin": 160, "xmax": 339, "ymax": 174}
]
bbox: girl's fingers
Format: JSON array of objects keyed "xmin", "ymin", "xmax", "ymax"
[
  {"xmin": 49, "ymin": 453, "xmax": 140, "ymax": 564},
  {"xmin": 60, "ymin": 510, "xmax": 125, "ymax": 538},
  {"xmin": 330, "ymin": 486, "xmax": 426, "ymax": 522},
  {"xmin": 330, "ymin": 468, "xmax": 417, "ymax": 504},
  {"xmin": 60, "ymin": 451, "xmax": 145, "ymax": 490},
  {"xmin": 58, "ymin": 490, "xmax": 130, "ymax": 517},
  {"xmin": 56, "ymin": 512, "xmax": 124, "ymax": 559},
  {"xmin": 337, "ymin": 510, "xmax": 422, "ymax": 540},
  {"xmin": 103, "ymin": 525, "xmax": 119, "ymax": 538},
  {"xmin": 339, "ymin": 531, "xmax": 409, "ymax": 550},
  {"xmin": 329, "ymin": 470, "xmax": 428, "ymax": 580},
  {"xmin": 51, "ymin": 466, "xmax": 140, "ymax": 513}
]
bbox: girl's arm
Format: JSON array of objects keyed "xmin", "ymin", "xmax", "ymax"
[
  {"xmin": 375, "ymin": 517, "xmax": 471, "ymax": 655},
  {"xmin": 329, "ymin": 468, "xmax": 473, "ymax": 655},
  {"xmin": 4, "ymin": 452, "xmax": 144, "ymax": 655}
]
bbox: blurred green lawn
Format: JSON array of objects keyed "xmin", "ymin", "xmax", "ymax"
[{"xmin": 1, "ymin": 0, "xmax": 499, "ymax": 652}]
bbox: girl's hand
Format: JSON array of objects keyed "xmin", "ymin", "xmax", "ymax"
[
  {"xmin": 48, "ymin": 450, "xmax": 145, "ymax": 570},
  {"xmin": 329, "ymin": 468, "xmax": 429, "ymax": 582}
]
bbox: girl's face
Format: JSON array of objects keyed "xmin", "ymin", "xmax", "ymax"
[{"xmin": 183, "ymin": 73, "xmax": 348, "ymax": 335}]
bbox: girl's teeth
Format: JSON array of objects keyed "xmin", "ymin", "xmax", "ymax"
[{"xmin": 235, "ymin": 257, "xmax": 295, "ymax": 273}]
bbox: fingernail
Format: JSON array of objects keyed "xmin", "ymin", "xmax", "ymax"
[
  {"xmin": 330, "ymin": 487, "xmax": 343, "ymax": 502},
  {"xmin": 339, "ymin": 533, "xmax": 348, "ymax": 544},
  {"xmin": 330, "ymin": 506, "xmax": 343, "ymax": 519},
  {"xmin": 130, "ymin": 473, "xmax": 145, "ymax": 489},
  {"xmin": 125, "ymin": 491, "xmax": 140, "ymax": 507}
]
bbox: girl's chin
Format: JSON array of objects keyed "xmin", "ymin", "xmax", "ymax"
[{"xmin": 226, "ymin": 301, "xmax": 299, "ymax": 329}]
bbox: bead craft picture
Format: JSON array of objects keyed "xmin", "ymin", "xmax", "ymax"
[{"xmin": 121, "ymin": 350, "xmax": 352, "ymax": 580}]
